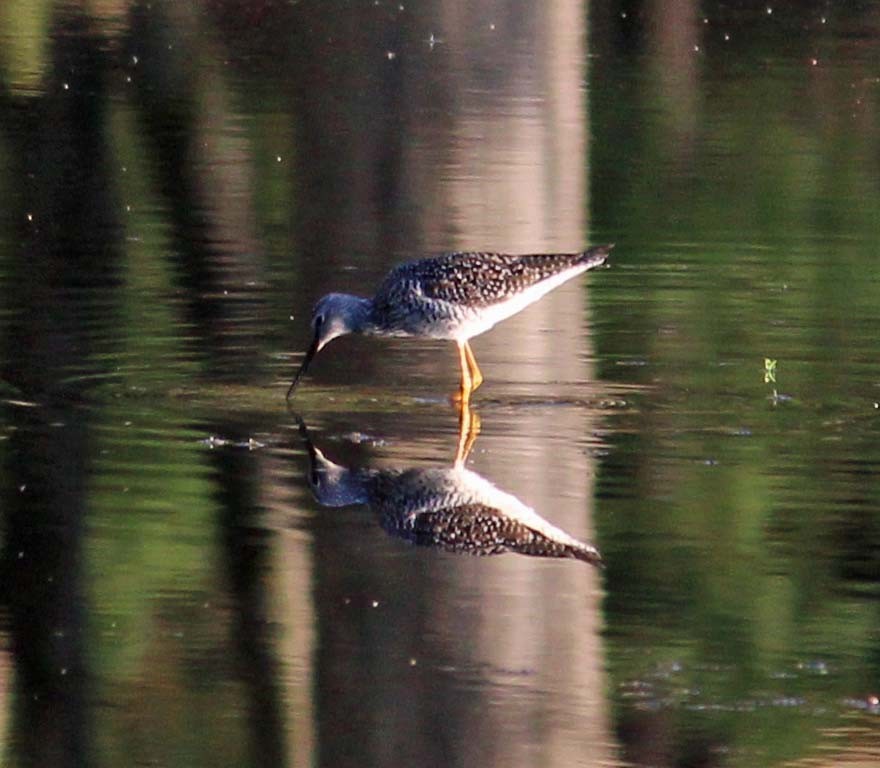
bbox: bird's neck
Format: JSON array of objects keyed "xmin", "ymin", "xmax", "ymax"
[{"xmin": 347, "ymin": 295, "xmax": 378, "ymax": 335}]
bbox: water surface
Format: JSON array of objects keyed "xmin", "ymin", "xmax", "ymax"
[{"xmin": 1, "ymin": 1, "xmax": 879, "ymax": 766}]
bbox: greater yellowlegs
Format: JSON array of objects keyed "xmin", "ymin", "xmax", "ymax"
[
  {"xmin": 298, "ymin": 415, "xmax": 602, "ymax": 565},
  {"xmin": 287, "ymin": 244, "xmax": 612, "ymax": 401}
]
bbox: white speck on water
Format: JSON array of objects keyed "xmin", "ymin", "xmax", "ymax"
[
  {"xmin": 61, "ymin": 667, "xmax": 67, "ymax": 676},
  {"xmin": 766, "ymin": 6, "xmax": 773, "ymax": 14},
  {"xmin": 386, "ymin": 50, "xmax": 396, "ymax": 60},
  {"xmin": 811, "ymin": 58, "xmax": 818, "ymax": 66},
  {"xmin": 26, "ymin": 213, "xmax": 33, "ymax": 221},
  {"xmin": 694, "ymin": 45, "xmax": 700, "ymax": 52},
  {"xmin": 371, "ymin": 600, "xmax": 379, "ymax": 608},
  {"xmin": 489, "ymin": 22, "xmax": 495, "ymax": 30},
  {"xmin": 620, "ymin": 11, "xmax": 627, "ymax": 19},
  {"xmin": 131, "ymin": 55, "xmax": 139, "ymax": 65},
  {"xmin": 63, "ymin": 82, "xmax": 69, "ymax": 90},
  {"xmin": 426, "ymin": 33, "xmax": 442, "ymax": 49},
  {"xmin": 17, "ymin": 551, "xmax": 24, "ymax": 559},
  {"xmin": 276, "ymin": 155, "xmax": 282, "ymax": 162},
  {"xmin": 125, "ymin": 205, "xmax": 131, "ymax": 212},
  {"xmin": 409, "ymin": 658, "xmax": 417, "ymax": 666},
  {"xmin": 703, "ymin": 17, "xmax": 709, "ymax": 24},
  {"xmin": 126, "ymin": 76, "xmax": 132, "ymax": 83},
  {"xmin": 724, "ymin": 33, "xmax": 730, "ymax": 41},
  {"xmin": 874, "ymin": 402, "xmax": 879, "ymax": 409},
  {"xmin": 821, "ymin": 16, "xmax": 826, "ymax": 24},
  {"xmin": 343, "ymin": 597, "xmax": 351, "ymax": 605},
  {"xmin": 18, "ymin": 484, "xmax": 26, "ymax": 492}
]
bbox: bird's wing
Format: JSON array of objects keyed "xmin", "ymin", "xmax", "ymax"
[
  {"xmin": 374, "ymin": 251, "xmax": 595, "ymax": 310},
  {"xmin": 390, "ymin": 502, "xmax": 601, "ymax": 564}
]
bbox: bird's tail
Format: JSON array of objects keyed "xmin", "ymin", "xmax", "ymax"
[
  {"xmin": 570, "ymin": 541, "xmax": 604, "ymax": 567},
  {"xmin": 579, "ymin": 244, "xmax": 614, "ymax": 270}
]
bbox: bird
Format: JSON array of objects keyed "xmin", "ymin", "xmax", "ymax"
[
  {"xmin": 287, "ymin": 244, "xmax": 612, "ymax": 401},
  {"xmin": 298, "ymin": 416, "xmax": 602, "ymax": 566}
]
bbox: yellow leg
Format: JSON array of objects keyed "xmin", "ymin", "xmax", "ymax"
[
  {"xmin": 454, "ymin": 398, "xmax": 482, "ymax": 467},
  {"xmin": 463, "ymin": 341, "xmax": 483, "ymax": 392},
  {"xmin": 456, "ymin": 340, "xmax": 473, "ymax": 405}
]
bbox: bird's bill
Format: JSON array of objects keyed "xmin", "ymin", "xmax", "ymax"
[{"xmin": 286, "ymin": 335, "xmax": 319, "ymax": 399}]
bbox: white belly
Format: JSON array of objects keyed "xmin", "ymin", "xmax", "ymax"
[{"xmin": 452, "ymin": 263, "xmax": 589, "ymax": 341}]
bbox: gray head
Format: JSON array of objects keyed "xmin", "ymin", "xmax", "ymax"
[
  {"xmin": 287, "ymin": 293, "xmax": 372, "ymax": 398},
  {"xmin": 306, "ymin": 444, "xmax": 371, "ymax": 507},
  {"xmin": 295, "ymin": 417, "xmax": 371, "ymax": 506}
]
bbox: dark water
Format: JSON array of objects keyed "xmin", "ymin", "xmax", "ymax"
[{"xmin": 1, "ymin": 1, "xmax": 879, "ymax": 766}]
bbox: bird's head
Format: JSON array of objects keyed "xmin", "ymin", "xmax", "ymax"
[
  {"xmin": 294, "ymin": 416, "xmax": 370, "ymax": 506},
  {"xmin": 287, "ymin": 293, "xmax": 371, "ymax": 398},
  {"xmin": 311, "ymin": 293, "xmax": 364, "ymax": 352},
  {"xmin": 306, "ymin": 443, "xmax": 370, "ymax": 507}
]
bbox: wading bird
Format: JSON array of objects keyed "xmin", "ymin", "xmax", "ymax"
[
  {"xmin": 297, "ymin": 412, "xmax": 602, "ymax": 566},
  {"xmin": 287, "ymin": 245, "xmax": 612, "ymax": 402}
]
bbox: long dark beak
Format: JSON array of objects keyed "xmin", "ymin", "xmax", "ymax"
[
  {"xmin": 286, "ymin": 335, "xmax": 319, "ymax": 399},
  {"xmin": 292, "ymin": 414, "xmax": 318, "ymax": 462}
]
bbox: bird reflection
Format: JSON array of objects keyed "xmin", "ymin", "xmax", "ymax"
[{"xmin": 298, "ymin": 407, "xmax": 602, "ymax": 565}]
